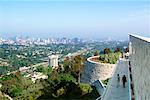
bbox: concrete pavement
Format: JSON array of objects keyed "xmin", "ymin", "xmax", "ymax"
[{"xmin": 102, "ymin": 58, "xmax": 129, "ymax": 100}]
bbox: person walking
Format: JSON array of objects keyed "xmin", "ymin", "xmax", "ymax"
[
  {"xmin": 122, "ymin": 75, "xmax": 127, "ymax": 88},
  {"xmin": 117, "ymin": 74, "xmax": 120, "ymax": 88}
]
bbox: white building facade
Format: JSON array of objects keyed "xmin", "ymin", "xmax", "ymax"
[{"xmin": 49, "ymin": 55, "xmax": 59, "ymax": 68}]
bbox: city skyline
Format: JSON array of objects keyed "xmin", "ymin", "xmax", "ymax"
[{"xmin": 0, "ymin": 0, "xmax": 150, "ymax": 39}]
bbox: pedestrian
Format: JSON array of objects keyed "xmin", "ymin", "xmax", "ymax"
[
  {"xmin": 122, "ymin": 75, "xmax": 127, "ymax": 88},
  {"xmin": 117, "ymin": 74, "xmax": 120, "ymax": 87}
]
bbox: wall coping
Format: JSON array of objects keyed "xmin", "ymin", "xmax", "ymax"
[
  {"xmin": 130, "ymin": 34, "xmax": 150, "ymax": 43},
  {"xmin": 87, "ymin": 56, "xmax": 115, "ymax": 65}
]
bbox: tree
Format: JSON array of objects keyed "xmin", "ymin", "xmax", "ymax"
[
  {"xmin": 0, "ymin": 91, "xmax": 8, "ymax": 100},
  {"xmin": 63, "ymin": 59, "xmax": 71, "ymax": 73},
  {"xmin": 0, "ymin": 72, "xmax": 33, "ymax": 98},
  {"xmin": 35, "ymin": 65, "xmax": 52, "ymax": 75},
  {"xmin": 35, "ymin": 66, "xmax": 46, "ymax": 73},
  {"xmin": 124, "ymin": 47, "xmax": 129, "ymax": 53},
  {"xmin": 104, "ymin": 48, "xmax": 110, "ymax": 54},
  {"xmin": 9, "ymin": 85, "xmax": 23, "ymax": 97},
  {"xmin": 94, "ymin": 50, "xmax": 99, "ymax": 56},
  {"xmin": 71, "ymin": 55, "xmax": 84, "ymax": 83},
  {"xmin": 114, "ymin": 48, "xmax": 121, "ymax": 53}
]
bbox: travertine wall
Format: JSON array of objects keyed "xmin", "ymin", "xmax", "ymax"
[
  {"xmin": 81, "ymin": 56, "xmax": 116, "ymax": 84},
  {"xmin": 130, "ymin": 35, "xmax": 150, "ymax": 100}
]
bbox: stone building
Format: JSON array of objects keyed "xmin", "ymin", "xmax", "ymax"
[
  {"xmin": 129, "ymin": 35, "xmax": 150, "ymax": 100},
  {"xmin": 101, "ymin": 35, "xmax": 150, "ymax": 100},
  {"xmin": 48, "ymin": 55, "xmax": 59, "ymax": 68}
]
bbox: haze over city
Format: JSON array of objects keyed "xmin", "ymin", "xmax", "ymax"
[
  {"xmin": 0, "ymin": 0, "xmax": 150, "ymax": 100},
  {"xmin": 0, "ymin": 0, "xmax": 150, "ymax": 39}
]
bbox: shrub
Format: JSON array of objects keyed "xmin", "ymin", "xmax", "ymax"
[
  {"xmin": 35, "ymin": 65, "xmax": 52, "ymax": 75},
  {"xmin": 99, "ymin": 52, "xmax": 121, "ymax": 64},
  {"xmin": 55, "ymin": 87, "xmax": 66, "ymax": 97},
  {"xmin": 102, "ymin": 78, "xmax": 110, "ymax": 85},
  {"xmin": 79, "ymin": 83, "xmax": 93, "ymax": 95}
]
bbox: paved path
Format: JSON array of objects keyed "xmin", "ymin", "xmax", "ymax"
[{"xmin": 102, "ymin": 59, "xmax": 129, "ymax": 100}]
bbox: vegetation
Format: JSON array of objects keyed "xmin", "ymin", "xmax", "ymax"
[
  {"xmin": 124, "ymin": 47, "xmax": 129, "ymax": 53},
  {"xmin": 98, "ymin": 48, "xmax": 121, "ymax": 64},
  {"xmin": 0, "ymin": 54, "xmax": 100, "ymax": 100},
  {"xmin": 0, "ymin": 42, "xmax": 128, "ymax": 99},
  {"xmin": 63, "ymin": 55, "xmax": 85, "ymax": 83},
  {"xmin": 0, "ymin": 43, "xmax": 87, "ymax": 76},
  {"xmin": 35, "ymin": 65, "xmax": 52, "ymax": 75},
  {"xmin": 94, "ymin": 50, "xmax": 99, "ymax": 56},
  {"xmin": 99, "ymin": 52, "xmax": 121, "ymax": 64},
  {"xmin": 0, "ymin": 91, "xmax": 8, "ymax": 100},
  {"xmin": 102, "ymin": 78, "xmax": 110, "ymax": 85},
  {"xmin": 0, "ymin": 71, "xmax": 99, "ymax": 100},
  {"xmin": 114, "ymin": 48, "xmax": 121, "ymax": 53},
  {"xmin": 104, "ymin": 48, "xmax": 111, "ymax": 54},
  {"xmin": 0, "ymin": 72, "xmax": 33, "ymax": 98},
  {"xmin": 39, "ymin": 72, "xmax": 99, "ymax": 100},
  {"xmin": 0, "ymin": 66, "xmax": 10, "ymax": 75}
]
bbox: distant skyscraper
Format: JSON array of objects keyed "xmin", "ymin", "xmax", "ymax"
[{"xmin": 48, "ymin": 55, "xmax": 58, "ymax": 68}]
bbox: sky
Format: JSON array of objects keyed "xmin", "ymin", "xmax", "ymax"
[{"xmin": 0, "ymin": 0, "xmax": 150, "ymax": 39}]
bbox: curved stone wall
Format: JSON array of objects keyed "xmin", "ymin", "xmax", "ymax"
[{"xmin": 81, "ymin": 56, "xmax": 116, "ymax": 84}]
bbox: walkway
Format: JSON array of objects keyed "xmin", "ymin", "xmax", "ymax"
[{"xmin": 102, "ymin": 58, "xmax": 129, "ymax": 100}]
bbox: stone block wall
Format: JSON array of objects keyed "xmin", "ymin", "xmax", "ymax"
[
  {"xmin": 130, "ymin": 35, "xmax": 150, "ymax": 100},
  {"xmin": 81, "ymin": 56, "xmax": 116, "ymax": 84}
]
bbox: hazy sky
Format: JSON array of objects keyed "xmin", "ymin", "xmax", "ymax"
[{"xmin": 0, "ymin": 0, "xmax": 150, "ymax": 39}]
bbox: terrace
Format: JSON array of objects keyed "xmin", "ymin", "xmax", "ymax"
[{"xmin": 100, "ymin": 58, "xmax": 130, "ymax": 100}]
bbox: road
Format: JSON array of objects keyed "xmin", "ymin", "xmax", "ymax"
[
  {"xmin": 0, "ymin": 62, "xmax": 48, "ymax": 78},
  {"xmin": 1, "ymin": 49, "xmax": 89, "ymax": 77}
]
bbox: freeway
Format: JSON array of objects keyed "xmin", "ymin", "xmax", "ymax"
[
  {"xmin": 0, "ymin": 48, "xmax": 90, "ymax": 78},
  {"xmin": 0, "ymin": 62, "xmax": 48, "ymax": 78}
]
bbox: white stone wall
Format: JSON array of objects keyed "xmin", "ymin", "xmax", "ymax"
[
  {"xmin": 81, "ymin": 56, "xmax": 116, "ymax": 84},
  {"xmin": 49, "ymin": 55, "xmax": 58, "ymax": 68},
  {"xmin": 130, "ymin": 35, "xmax": 150, "ymax": 100}
]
